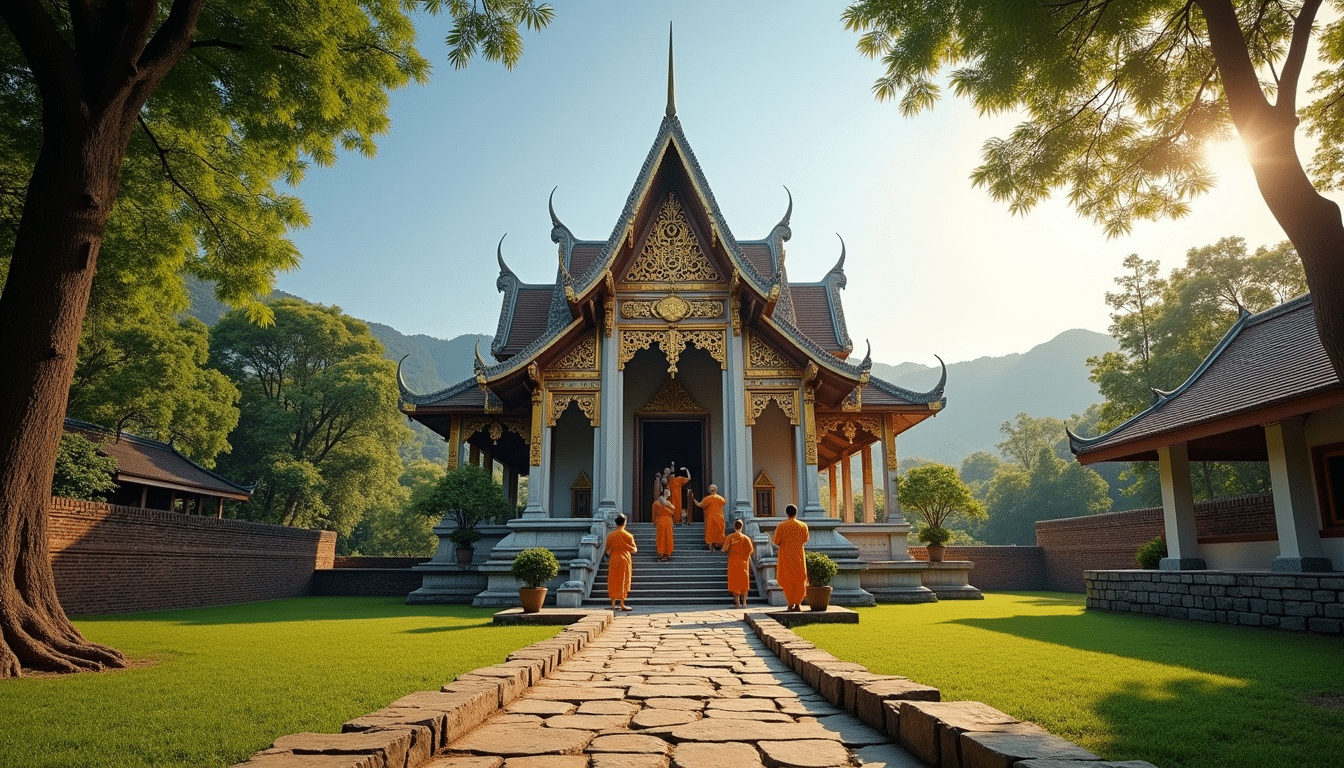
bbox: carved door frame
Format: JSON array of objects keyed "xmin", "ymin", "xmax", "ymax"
[{"xmin": 635, "ymin": 415, "xmax": 710, "ymax": 523}]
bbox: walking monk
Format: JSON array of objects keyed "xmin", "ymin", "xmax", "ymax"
[
  {"xmin": 604, "ymin": 514, "xmax": 637, "ymax": 612},
  {"xmin": 667, "ymin": 465, "xmax": 691, "ymax": 524},
  {"xmin": 653, "ymin": 488, "xmax": 676, "ymax": 561},
  {"xmin": 773, "ymin": 504, "xmax": 809, "ymax": 611},
  {"xmin": 692, "ymin": 484, "xmax": 727, "ymax": 550},
  {"xmin": 723, "ymin": 518, "xmax": 754, "ymax": 607}
]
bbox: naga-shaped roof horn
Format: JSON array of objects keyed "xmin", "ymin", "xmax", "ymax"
[
  {"xmin": 769, "ymin": 186, "xmax": 793, "ymax": 243},
  {"xmin": 549, "ymin": 186, "xmax": 575, "ymax": 248}
]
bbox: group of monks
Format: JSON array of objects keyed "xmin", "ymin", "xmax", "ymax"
[{"xmin": 602, "ymin": 475, "xmax": 812, "ymax": 611}]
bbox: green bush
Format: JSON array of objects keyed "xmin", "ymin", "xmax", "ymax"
[
  {"xmin": 917, "ymin": 524, "xmax": 952, "ymax": 545},
  {"xmin": 511, "ymin": 547, "xmax": 560, "ymax": 588},
  {"xmin": 1135, "ymin": 536, "xmax": 1167, "ymax": 569},
  {"xmin": 805, "ymin": 552, "xmax": 839, "ymax": 586},
  {"xmin": 51, "ymin": 432, "xmax": 118, "ymax": 500},
  {"xmin": 413, "ymin": 464, "xmax": 512, "ymax": 542}
]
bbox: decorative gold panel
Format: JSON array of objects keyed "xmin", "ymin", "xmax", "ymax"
[
  {"xmin": 618, "ymin": 327, "xmax": 725, "ymax": 377},
  {"xmin": 818, "ymin": 415, "xmax": 883, "ymax": 443},
  {"xmin": 623, "ymin": 194, "xmax": 723, "ymax": 284},
  {"xmin": 746, "ymin": 332, "xmax": 798, "ymax": 374},
  {"xmin": 462, "ymin": 418, "xmax": 527, "ymax": 445},
  {"xmin": 746, "ymin": 390, "xmax": 799, "ymax": 426},
  {"xmin": 621, "ymin": 296, "xmax": 723, "ymax": 322},
  {"xmin": 549, "ymin": 391, "xmax": 599, "ymax": 427},
  {"xmin": 639, "ymin": 378, "xmax": 707, "ymax": 414},
  {"xmin": 552, "ymin": 333, "xmax": 597, "ymax": 371}
]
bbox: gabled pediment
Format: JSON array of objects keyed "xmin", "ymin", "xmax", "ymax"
[{"xmin": 620, "ymin": 192, "xmax": 726, "ymax": 289}]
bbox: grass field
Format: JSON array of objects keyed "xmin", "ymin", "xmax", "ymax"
[
  {"xmin": 795, "ymin": 592, "xmax": 1344, "ymax": 768},
  {"xmin": 0, "ymin": 597, "xmax": 560, "ymax": 768}
]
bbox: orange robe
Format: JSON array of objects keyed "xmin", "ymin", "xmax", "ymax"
[
  {"xmin": 773, "ymin": 517, "xmax": 810, "ymax": 605},
  {"xmin": 653, "ymin": 498, "xmax": 676, "ymax": 556},
  {"xmin": 605, "ymin": 528, "xmax": 637, "ymax": 601},
  {"xmin": 700, "ymin": 493, "xmax": 726, "ymax": 547},
  {"xmin": 667, "ymin": 475, "xmax": 689, "ymax": 519},
  {"xmin": 723, "ymin": 530, "xmax": 754, "ymax": 596}
]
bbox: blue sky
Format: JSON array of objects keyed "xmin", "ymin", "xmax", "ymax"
[{"xmin": 279, "ymin": 1, "xmax": 1305, "ymax": 366}]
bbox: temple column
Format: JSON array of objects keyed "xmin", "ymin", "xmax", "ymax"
[
  {"xmin": 725, "ymin": 328, "xmax": 753, "ymax": 522},
  {"xmin": 1158, "ymin": 444, "xmax": 1204, "ymax": 569},
  {"xmin": 522, "ymin": 372, "xmax": 550, "ymax": 519},
  {"xmin": 469, "ymin": 444, "xmax": 480, "ymax": 467},
  {"xmin": 828, "ymin": 464, "xmax": 838, "ymax": 518},
  {"xmin": 1266, "ymin": 418, "xmax": 1333, "ymax": 572},
  {"xmin": 446, "ymin": 416, "xmax": 462, "ymax": 471},
  {"xmin": 862, "ymin": 445, "xmax": 875, "ymax": 523},
  {"xmin": 595, "ymin": 333, "xmax": 623, "ymax": 525},
  {"xmin": 882, "ymin": 415, "xmax": 901, "ymax": 519},
  {"xmin": 841, "ymin": 451, "xmax": 854, "ymax": 523},
  {"xmin": 799, "ymin": 375, "xmax": 824, "ymax": 517}
]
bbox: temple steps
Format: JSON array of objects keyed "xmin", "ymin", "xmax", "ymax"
[{"xmin": 586, "ymin": 522, "xmax": 767, "ymax": 606}]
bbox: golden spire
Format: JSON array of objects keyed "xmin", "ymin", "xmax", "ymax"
[{"xmin": 666, "ymin": 23, "xmax": 676, "ymax": 117}]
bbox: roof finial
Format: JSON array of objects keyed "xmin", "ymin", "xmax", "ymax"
[{"xmin": 666, "ymin": 23, "xmax": 676, "ymax": 117}]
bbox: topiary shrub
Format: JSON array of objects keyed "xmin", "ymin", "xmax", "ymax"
[
  {"xmin": 1135, "ymin": 536, "xmax": 1167, "ymax": 569},
  {"xmin": 805, "ymin": 552, "xmax": 838, "ymax": 586},
  {"xmin": 917, "ymin": 524, "xmax": 953, "ymax": 546},
  {"xmin": 511, "ymin": 547, "xmax": 560, "ymax": 588}
]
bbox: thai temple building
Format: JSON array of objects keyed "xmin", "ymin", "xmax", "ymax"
[{"xmin": 398, "ymin": 45, "xmax": 949, "ymax": 607}]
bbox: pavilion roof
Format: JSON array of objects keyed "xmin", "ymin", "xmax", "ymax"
[
  {"xmin": 64, "ymin": 419, "xmax": 253, "ymax": 501},
  {"xmin": 1068, "ymin": 294, "xmax": 1343, "ymax": 464}
]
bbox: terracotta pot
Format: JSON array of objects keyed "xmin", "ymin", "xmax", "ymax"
[
  {"xmin": 455, "ymin": 546, "xmax": 474, "ymax": 565},
  {"xmin": 927, "ymin": 543, "xmax": 946, "ymax": 563},
  {"xmin": 806, "ymin": 585, "xmax": 833, "ymax": 612},
  {"xmin": 518, "ymin": 586, "xmax": 548, "ymax": 613}
]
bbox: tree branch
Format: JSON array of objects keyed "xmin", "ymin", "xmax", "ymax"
[
  {"xmin": 1278, "ymin": 0, "xmax": 1323, "ymax": 114},
  {"xmin": 137, "ymin": 115, "xmax": 225, "ymax": 242}
]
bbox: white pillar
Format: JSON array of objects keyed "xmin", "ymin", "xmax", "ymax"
[
  {"xmin": 724, "ymin": 330, "xmax": 752, "ymax": 522},
  {"xmin": 1266, "ymin": 418, "xmax": 1333, "ymax": 572},
  {"xmin": 522, "ymin": 424, "xmax": 553, "ymax": 519},
  {"xmin": 1158, "ymin": 443, "xmax": 1204, "ymax": 569},
  {"xmin": 595, "ymin": 334, "xmax": 623, "ymax": 525}
]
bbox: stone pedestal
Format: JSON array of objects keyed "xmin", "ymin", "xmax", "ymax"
[
  {"xmin": 920, "ymin": 561, "xmax": 982, "ymax": 599},
  {"xmin": 857, "ymin": 560, "xmax": 937, "ymax": 603},
  {"xmin": 469, "ymin": 517, "xmax": 598, "ymax": 607}
]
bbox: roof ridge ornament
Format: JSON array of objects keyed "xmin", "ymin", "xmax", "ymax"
[
  {"xmin": 830, "ymin": 234, "xmax": 847, "ymax": 277},
  {"xmin": 497, "ymin": 234, "xmax": 512, "ymax": 276},
  {"xmin": 666, "ymin": 23, "xmax": 676, "ymax": 117}
]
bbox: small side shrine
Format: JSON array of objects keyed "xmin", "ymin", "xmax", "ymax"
[{"xmin": 400, "ymin": 47, "xmax": 947, "ymax": 607}]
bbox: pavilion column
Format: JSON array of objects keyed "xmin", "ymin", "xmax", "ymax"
[
  {"xmin": 503, "ymin": 466, "xmax": 518, "ymax": 505},
  {"xmin": 882, "ymin": 415, "xmax": 901, "ymax": 520},
  {"xmin": 841, "ymin": 451, "xmax": 854, "ymax": 523},
  {"xmin": 798, "ymin": 378, "xmax": 825, "ymax": 518},
  {"xmin": 861, "ymin": 445, "xmax": 875, "ymax": 523},
  {"xmin": 828, "ymin": 464, "xmax": 838, "ymax": 518},
  {"xmin": 594, "ymin": 333, "xmax": 623, "ymax": 525},
  {"xmin": 469, "ymin": 444, "xmax": 481, "ymax": 467},
  {"xmin": 1158, "ymin": 444, "xmax": 1205, "ymax": 569},
  {"xmin": 446, "ymin": 416, "xmax": 462, "ymax": 471},
  {"xmin": 522, "ymin": 378, "xmax": 551, "ymax": 519},
  {"xmin": 1266, "ymin": 418, "xmax": 1334, "ymax": 572},
  {"xmin": 724, "ymin": 329, "xmax": 752, "ymax": 522}
]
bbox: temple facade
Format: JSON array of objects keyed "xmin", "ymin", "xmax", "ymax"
[{"xmin": 398, "ymin": 70, "xmax": 946, "ymax": 607}]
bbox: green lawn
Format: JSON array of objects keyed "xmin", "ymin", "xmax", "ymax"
[
  {"xmin": 0, "ymin": 597, "xmax": 560, "ymax": 768},
  {"xmin": 795, "ymin": 592, "xmax": 1344, "ymax": 768}
]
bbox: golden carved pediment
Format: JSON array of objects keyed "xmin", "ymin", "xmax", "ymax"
[
  {"xmin": 639, "ymin": 378, "xmax": 707, "ymax": 414},
  {"xmin": 622, "ymin": 194, "xmax": 723, "ymax": 286}
]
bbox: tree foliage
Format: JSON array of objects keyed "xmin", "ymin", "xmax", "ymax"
[
  {"xmin": 996, "ymin": 412, "xmax": 1069, "ymax": 470},
  {"xmin": 411, "ymin": 463, "xmax": 513, "ymax": 544},
  {"xmin": 897, "ymin": 464, "xmax": 986, "ymax": 534},
  {"xmin": 50, "ymin": 433, "xmax": 118, "ymax": 501},
  {"xmin": 842, "ymin": 0, "xmax": 1344, "ymax": 378},
  {"xmin": 978, "ymin": 447, "xmax": 1113, "ymax": 545},
  {"xmin": 210, "ymin": 299, "xmax": 410, "ymax": 538}
]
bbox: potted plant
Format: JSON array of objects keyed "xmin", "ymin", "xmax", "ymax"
[
  {"xmin": 804, "ymin": 552, "xmax": 838, "ymax": 611},
  {"xmin": 511, "ymin": 547, "xmax": 560, "ymax": 613},
  {"xmin": 897, "ymin": 464, "xmax": 986, "ymax": 563},
  {"xmin": 413, "ymin": 464, "xmax": 512, "ymax": 565}
]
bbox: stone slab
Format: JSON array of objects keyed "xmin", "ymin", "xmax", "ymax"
[
  {"xmin": 627, "ymin": 684, "xmax": 719, "ymax": 699},
  {"xmin": 702, "ymin": 710, "xmax": 794, "ymax": 722},
  {"xmin": 853, "ymin": 679, "xmax": 939, "ymax": 730},
  {"xmin": 545, "ymin": 714, "xmax": 631, "ymax": 731},
  {"xmin": 528, "ymin": 686, "xmax": 629, "ymax": 702},
  {"xmin": 232, "ymin": 750, "xmax": 379, "ymax": 768},
  {"xmin": 852, "ymin": 744, "xmax": 927, "ymax": 768},
  {"xmin": 592, "ymin": 755, "xmax": 669, "ymax": 768},
  {"xmin": 501, "ymin": 757, "xmax": 589, "ymax": 768},
  {"xmin": 588, "ymin": 734, "xmax": 673, "ymax": 754},
  {"xmin": 272, "ymin": 730, "xmax": 412, "ymax": 767},
  {"xmin": 506, "ymin": 700, "xmax": 576, "ymax": 717},
  {"xmin": 960, "ymin": 730, "xmax": 1099, "ymax": 768},
  {"xmin": 814, "ymin": 714, "xmax": 889, "ymax": 747},
  {"xmin": 423, "ymin": 758, "xmax": 504, "ymax": 768},
  {"xmin": 663, "ymin": 719, "xmax": 839, "ymax": 743},
  {"xmin": 447, "ymin": 724, "xmax": 594, "ymax": 756},
  {"xmin": 757, "ymin": 739, "xmax": 851, "ymax": 768},
  {"xmin": 642, "ymin": 698, "xmax": 706, "ymax": 711},
  {"xmin": 671, "ymin": 742, "xmax": 764, "ymax": 768},
  {"xmin": 631, "ymin": 710, "xmax": 701, "ymax": 729},
  {"xmin": 705, "ymin": 699, "xmax": 779, "ymax": 712},
  {"xmin": 578, "ymin": 700, "xmax": 643, "ymax": 716}
]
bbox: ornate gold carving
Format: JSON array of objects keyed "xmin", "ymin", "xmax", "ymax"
[
  {"xmin": 549, "ymin": 391, "xmax": 599, "ymax": 427},
  {"xmin": 803, "ymin": 363, "xmax": 819, "ymax": 466},
  {"xmin": 639, "ymin": 378, "xmax": 707, "ymax": 414},
  {"xmin": 885, "ymin": 413, "xmax": 898, "ymax": 471},
  {"xmin": 746, "ymin": 332, "xmax": 797, "ymax": 373},
  {"xmin": 621, "ymin": 296, "xmax": 723, "ymax": 322},
  {"xmin": 818, "ymin": 415, "xmax": 883, "ymax": 443},
  {"xmin": 746, "ymin": 390, "xmax": 799, "ymax": 426},
  {"xmin": 571, "ymin": 471, "xmax": 592, "ymax": 490},
  {"xmin": 553, "ymin": 333, "xmax": 597, "ymax": 371},
  {"xmin": 753, "ymin": 470, "xmax": 775, "ymax": 490},
  {"xmin": 619, "ymin": 329, "xmax": 661, "ymax": 370},
  {"xmin": 619, "ymin": 327, "xmax": 725, "ymax": 376},
  {"xmin": 461, "ymin": 418, "xmax": 527, "ymax": 444},
  {"xmin": 623, "ymin": 195, "xmax": 722, "ymax": 284},
  {"xmin": 484, "ymin": 388, "xmax": 503, "ymax": 414},
  {"xmin": 841, "ymin": 386, "xmax": 863, "ymax": 412},
  {"xmin": 447, "ymin": 416, "xmax": 461, "ymax": 471},
  {"xmin": 603, "ymin": 272, "xmax": 616, "ymax": 337}
]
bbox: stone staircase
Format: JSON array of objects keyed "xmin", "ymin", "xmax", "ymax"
[{"xmin": 586, "ymin": 522, "xmax": 766, "ymax": 606}]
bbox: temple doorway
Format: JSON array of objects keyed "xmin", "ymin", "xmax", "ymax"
[{"xmin": 636, "ymin": 417, "xmax": 708, "ymax": 522}]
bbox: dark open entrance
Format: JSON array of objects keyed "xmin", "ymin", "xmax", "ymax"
[{"xmin": 636, "ymin": 417, "xmax": 708, "ymax": 522}]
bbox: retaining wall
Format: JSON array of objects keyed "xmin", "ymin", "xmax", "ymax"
[
  {"xmin": 908, "ymin": 545, "xmax": 1047, "ymax": 591},
  {"xmin": 313, "ymin": 557, "xmax": 429, "ymax": 597},
  {"xmin": 49, "ymin": 497, "xmax": 335, "ymax": 615}
]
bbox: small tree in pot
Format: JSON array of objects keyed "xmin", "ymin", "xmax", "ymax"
[
  {"xmin": 804, "ymin": 552, "xmax": 839, "ymax": 611},
  {"xmin": 413, "ymin": 464, "xmax": 512, "ymax": 564},
  {"xmin": 511, "ymin": 547, "xmax": 560, "ymax": 613},
  {"xmin": 897, "ymin": 464, "xmax": 985, "ymax": 562}
]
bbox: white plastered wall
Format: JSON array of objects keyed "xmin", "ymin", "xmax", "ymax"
[
  {"xmin": 749, "ymin": 401, "xmax": 796, "ymax": 518},
  {"xmin": 548, "ymin": 405, "xmax": 594, "ymax": 518}
]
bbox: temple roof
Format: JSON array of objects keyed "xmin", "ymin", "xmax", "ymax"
[
  {"xmin": 64, "ymin": 419, "xmax": 253, "ymax": 501},
  {"xmin": 1068, "ymin": 294, "xmax": 1343, "ymax": 463}
]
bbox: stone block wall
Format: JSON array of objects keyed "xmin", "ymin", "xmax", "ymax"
[
  {"xmin": 908, "ymin": 545, "xmax": 1047, "ymax": 591},
  {"xmin": 1086, "ymin": 570, "xmax": 1344, "ymax": 635},
  {"xmin": 49, "ymin": 497, "xmax": 336, "ymax": 615}
]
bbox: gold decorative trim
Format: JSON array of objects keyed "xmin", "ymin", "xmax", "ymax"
[
  {"xmin": 818, "ymin": 414, "xmax": 883, "ymax": 443},
  {"xmin": 746, "ymin": 332, "xmax": 799, "ymax": 374},
  {"xmin": 622, "ymin": 194, "xmax": 723, "ymax": 285},
  {"xmin": 841, "ymin": 386, "xmax": 863, "ymax": 412},
  {"xmin": 618, "ymin": 327, "xmax": 726, "ymax": 377},
  {"xmin": 462, "ymin": 417, "xmax": 527, "ymax": 445},
  {"xmin": 621, "ymin": 296, "xmax": 723, "ymax": 322},
  {"xmin": 549, "ymin": 391, "xmax": 599, "ymax": 427},
  {"xmin": 639, "ymin": 378, "xmax": 707, "ymax": 414},
  {"xmin": 753, "ymin": 470, "xmax": 775, "ymax": 490},
  {"xmin": 885, "ymin": 413, "xmax": 899, "ymax": 472},
  {"xmin": 571, "ymin": 471, "xmax": 592, "ymax": 490},
  {"xmin": 803, "ymin": 362, "xmax": 818, "ymax": 466},
  {"xmin": 552, "ymin": 332, "xmax": 597, "ymax": 371},
  {"xmin": 746, "ymin": 390, "xmax": 799, "ymax": 426},
  {"xmin": 447, "ymin": 416, "xmax": 461, "ymax": 471}
]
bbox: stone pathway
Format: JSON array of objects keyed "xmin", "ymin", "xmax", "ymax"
[{"xmin": 423, "ymin": 609, "xmax": 922, "ymax": 768}]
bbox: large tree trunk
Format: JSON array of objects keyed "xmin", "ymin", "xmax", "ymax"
[{"xmin": 0, "ymin": 0, "xmax": 203, "ymax": 678}]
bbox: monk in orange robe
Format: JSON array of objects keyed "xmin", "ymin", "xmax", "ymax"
[
  {"xmin": 693, "ymin": 484, "xmax": 727, "ymax": 550},
  {"xmin": 666, "ymin": 466, "xmax": 691, "ymax": 524},
  {"xmin": 653, "ymin": 488, "xmax": 676, "ymax": 561},
  {"xmin": 723, "ymin": 518, "xmax": 754, "ymax": 607},
  {"xmin": 604, "ymin": 513, "xmax": 637, "ymax": 612},
  {"xmin": 772, "ymin": 504, "xmax": 809, "ymax": 611}
]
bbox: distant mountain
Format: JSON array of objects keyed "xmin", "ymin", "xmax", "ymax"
[
  {"xmin": 187, "ymin": 279, "xmax": 1116, "ymax": 467},
  {"xmin": 870, "ymin": 328, "xmax": 1119, "ymax": 464}
]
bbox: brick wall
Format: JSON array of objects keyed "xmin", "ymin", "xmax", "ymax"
[
  {"xmin": 1035, "ymin": 494, "xmax": 1277, "ymax": 592},
  {"xmin": 48, "ymin": 497, "xmax": 336, "ymax": 615},
  {"xmin": 908, "ymin": 546, "xmax": 1047, "ymax": 591}
]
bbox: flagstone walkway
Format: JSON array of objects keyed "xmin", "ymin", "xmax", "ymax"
[{"xmin": 424, "ymin": 609, "xmax": 922, "ymax": 768}]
